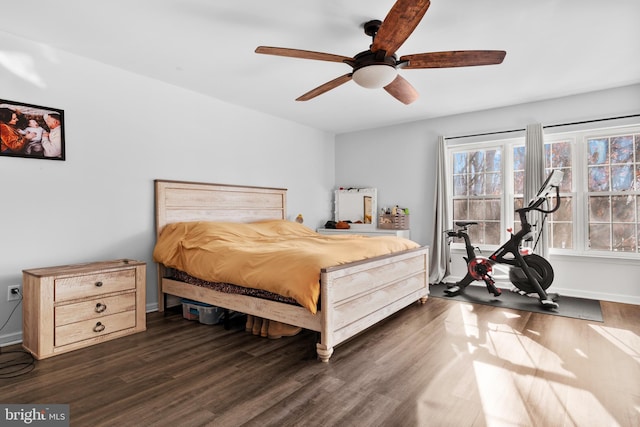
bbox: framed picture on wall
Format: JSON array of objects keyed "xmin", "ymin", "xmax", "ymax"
[{"xmin": 0, "ymin": 98, "xmax": 65, "ymax": 161}]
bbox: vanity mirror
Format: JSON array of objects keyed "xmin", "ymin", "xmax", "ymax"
[{"xmin": 334, "ymin": 188, "xmax": 377, "ymax": 228}]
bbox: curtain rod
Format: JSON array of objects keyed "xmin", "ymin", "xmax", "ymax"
[{"xmin": 445, "ymin": 113, "xmax": 640, "ymax": 140}]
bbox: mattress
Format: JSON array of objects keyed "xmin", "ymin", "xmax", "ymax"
[{"xmin": 166, "ymin": 268, "xmax": 300, "ymax": 306}]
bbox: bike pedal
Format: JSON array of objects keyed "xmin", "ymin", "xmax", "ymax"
[
  {"xmin": 540, "ymin": 299, "xmax": 559, "ymax": 310},
  {"xmin": 485, "ymin": 285, "xmax": 501, "ymax": 297},
  {"xmin": 444, "ymin": 285, "xmax": 461, "ymax": 296},
  {"xmin": 484, "ymin": 280, "xmax": 501, "ymax": 297}
]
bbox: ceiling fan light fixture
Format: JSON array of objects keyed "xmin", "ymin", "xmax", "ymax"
[{"xmin": 352, "ymin": 64, "xmax": 397, "ymax": 89}]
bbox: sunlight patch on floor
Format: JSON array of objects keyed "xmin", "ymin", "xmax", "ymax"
[
  {"xmin": 472, "ymin": 347, "xmax": 617, "ymax": 426},
  {"xmin": 474, "ymin": 360, "xmax": 532, "ymax": 426},
  {"xmin": 589, "ymin": 324, "xmax": 640, "ymax": 364},
  {"xmin": 560, "ymin": 382, "xmax": 620, "ymax": 427},
  {"xmin": 419, "ymin": 302, "xmax": 626, "ymax": 426}
]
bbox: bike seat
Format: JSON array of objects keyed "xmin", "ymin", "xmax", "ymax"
[{"xmin": 455, "ymin": 221, "xmax": 478, "ymax": 227}]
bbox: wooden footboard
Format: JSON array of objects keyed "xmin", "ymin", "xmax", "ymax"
[
  {"xmin": 158, "ymin": 246, "xmax": 429, "ymax": 362},
  {"xmin": 317, "ymin": 246, "xmax": 429, "ymax": 362}
]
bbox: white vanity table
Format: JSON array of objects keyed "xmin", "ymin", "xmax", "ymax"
[
  {"xmin": 320, "ymin": 187, "xmax": 411, "ymax": 238},
  {"xmin": 317, "ymin": 227, "xmax": 411, "ymax": 239}
]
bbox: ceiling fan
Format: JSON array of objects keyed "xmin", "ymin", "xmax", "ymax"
[{"xmin": 255, "ymin": 0, "xmax": 506, "ymax": 105}]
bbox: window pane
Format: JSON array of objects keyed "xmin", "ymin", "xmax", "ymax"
[
  {"xmin": 552, "ymin": 223, "xmax": 572, "ymax": 249},
  {"xmin": 453, "ymin": 200, "xmax": 468, "ymax": 220},
  {"xmin": 514, "ymin": 171, "xmax": 524, "ymax": 195},
  {"xmin": 470, "ymin": 151, "xmax": 485, "ymax": 174},
  {"xmin": 485, "ymin": 150, "xmax": 501, "ymax": 172},
  {"xmin": 549, "ymin": 197, "xmax": 572, "ymax": 249},
  {"xmin": 514, "ymin": 146, "xmax": 525, "ymax": 170},
  {"xmin": 553, "ymin": 197, "xmax": 572, "ymax": 221},
  {"xmin": 589, "ymin": 224, "xmax": 611, "ymax": 250},
  {"xmin": 453, "ymin": 152, "xmax": 467, "ymax": 174},
  {"xmin": 588, "ymin": 138, "xmax": 609, "ymax": 165},
  {"xmin": 486, "ymin": 200, "xmax": 501, "ymax": 220},
  {"xmin": 454, "ymin": 175, "xmax": 467, "ymax": 196},
  {"xmin": 550, "ymin": 141, "xmax": 572, "ymax": 167},
  {"xmin": 485, "ymin": 222, "xmax": 501, "ymax": 245},
  {"xmin": 470, "ymin": 173, "xmax": 484, "ymax": 196},
  {"xmin": 611, "ymin": 135, "xmax": 633, "ymax": 164},
  {"xmin": 589, "ymin": 166, "xmax": 610, "ymax": 191},
  {"xmin": 486, "ymin": 173, "xmax": 502, "ymax": 195},
  {"xmin": 469, "ymin": 199, "xmax": 486, "ymax": 220},
  {"xmin": 611, "ymin": 165, "xmax": 633, "ymax": 191},
  {"xmin": 589, "ymin": 196, "xmax": 610, "ymax": 222},
  {"xmin": 612, "ymin": 195, "xmax": 636, "ymax": 222},
  {"xmin": 613, "ymin": 224, "xmax": 636, "ymax": 252}
]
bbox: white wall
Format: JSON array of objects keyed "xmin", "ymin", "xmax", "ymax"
[
  {"xmin": 336, "ymin": 84, "xmax": 640, "ymax": 305},
  {"xmin": 0, "ymin": 32, "xmax": 335, "ymax": 345}
]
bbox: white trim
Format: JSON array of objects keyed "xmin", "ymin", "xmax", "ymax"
[{"xmin": 0, "ymin": 331, "xmax": 22, "ymax": 347}]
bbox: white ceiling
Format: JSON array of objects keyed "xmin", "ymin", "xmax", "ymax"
[{"xmin": 2, "ymin": 0, "xmax": 639, "ymax": 134}]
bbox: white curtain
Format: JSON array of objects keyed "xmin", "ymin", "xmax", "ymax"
[
  {"xmin": 524, "ymin": 123, "xmax": 549, "ymax": 258},
  {"xmin": 429, "ymin": 136, "xmax": 451, "ymax": 283}
]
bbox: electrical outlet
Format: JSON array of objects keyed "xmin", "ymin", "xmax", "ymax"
[{"xmin": 8, "ymin": 285, "xmax": 21, "ymax": 301}]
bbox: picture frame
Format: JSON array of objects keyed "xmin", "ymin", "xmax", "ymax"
[{"xmin": 0, "ymin": 98, "xmax": 65, "ymax": 161}]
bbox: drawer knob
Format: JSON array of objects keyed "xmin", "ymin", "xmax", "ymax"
[
  {"xmin": 95, "ymin": 303, "xmax": 107, "ymax": 313},
  {"xmin": 95, "ymin": 281, "xmax": 103, "ymax": 287},
  {"xmin": 93, "ymin": 322, "xmax": 106, "ymax": 333}
]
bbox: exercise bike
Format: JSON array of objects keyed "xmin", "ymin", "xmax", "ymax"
[{"xmin": 444, "ymin": 170, "xmax": 564, "ymax": 310}]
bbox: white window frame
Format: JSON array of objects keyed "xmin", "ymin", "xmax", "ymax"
[{"xmin": 446, "ymin": 123, "xmax": 640, "ymax": 260}]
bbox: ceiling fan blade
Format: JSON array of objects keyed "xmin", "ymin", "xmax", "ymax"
[
  {"xmin": 255, "ymin": 46, "xmax": 352, "ymax": 63},
  {"xmin": 400, "ymin": 50, "xmax": 507, "ymax": 69},
  {"xmin": 296, "ymin": 73, "xmax": 353, "ymax": 101},
  {"xmin": 371, "ymin": 0, "xmax": 431, "ymax": 56},
  {"xmin": 384, "ymin": 75, "xmax": 419, "ymax": 105}
]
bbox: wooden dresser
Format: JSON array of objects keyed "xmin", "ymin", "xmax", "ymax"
[{"xmin": 22, "ymin": 259, "xmax": 146, "ymax": 359}]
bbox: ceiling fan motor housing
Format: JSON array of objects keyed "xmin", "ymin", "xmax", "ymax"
[{"xmin": 350, "ymin": 50, "xmax": 398, "ymax": 88}]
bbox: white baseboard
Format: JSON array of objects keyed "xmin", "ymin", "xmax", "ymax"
[{"xmin": 0, "ymin": 331, "xmax": 22, "ymax": 347}]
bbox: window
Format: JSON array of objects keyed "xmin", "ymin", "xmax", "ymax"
[
  {"xmin": 451, "ymin": 147, "xmax": 502, "ymax": 245},
  {"xmin": 586, "ymin": 133, "xmax": 639, "ymax": 252},
  {"xmin": 448, "ymin": 124, "xmax": 640, "ymax": 258},
  {"xmin": 513, "ymin": 140, "xmax": 574, "ymax": 249}
]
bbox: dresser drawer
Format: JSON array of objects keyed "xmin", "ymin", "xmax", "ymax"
[
  {"xmin": 55, "ymin": 310, "xmax": 136, "ymax": 347},
  {"xmin": 55, "ymin": 268, "xmax": 136, "ymax": 301},
  {"xmin": 55, "ymin": 292, "xmax": 136, "ymax": 326}
]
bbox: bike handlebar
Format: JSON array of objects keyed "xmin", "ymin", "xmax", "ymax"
[{"xmin": 517, "ymin": 185, "xmax": 561, "ymax": 215}]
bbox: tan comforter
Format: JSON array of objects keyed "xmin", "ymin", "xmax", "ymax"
[{"xmin": 153, "ymin": 220, "xmax": 420, "ymax": 313}]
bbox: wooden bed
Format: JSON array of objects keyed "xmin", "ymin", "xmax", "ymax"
[{"xmin": 154, "ymin": 179, "xmax": 429, "ymax": 362}]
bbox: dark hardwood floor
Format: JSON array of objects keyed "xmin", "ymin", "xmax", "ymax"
[{"xmin": 1, "ymin": 297, "xmax": 639, "ymax": 426}]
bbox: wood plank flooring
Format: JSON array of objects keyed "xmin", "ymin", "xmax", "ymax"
[{"xmin": 1, "ymin": 297, "xmax": 639, "ymax": 427}]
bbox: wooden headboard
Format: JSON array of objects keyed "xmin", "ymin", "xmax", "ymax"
[
  {"xmin": 154, "ymin": 179, "xmax": 287, "ymax": 311},
  {"xmin": 154, "ymin": 179, "xmax": 287, "ymax": 236}
]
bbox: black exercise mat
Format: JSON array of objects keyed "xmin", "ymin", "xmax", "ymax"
[{"xmin": 430, "ymin": 283, "xmax": 603, "ymax": 322}]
